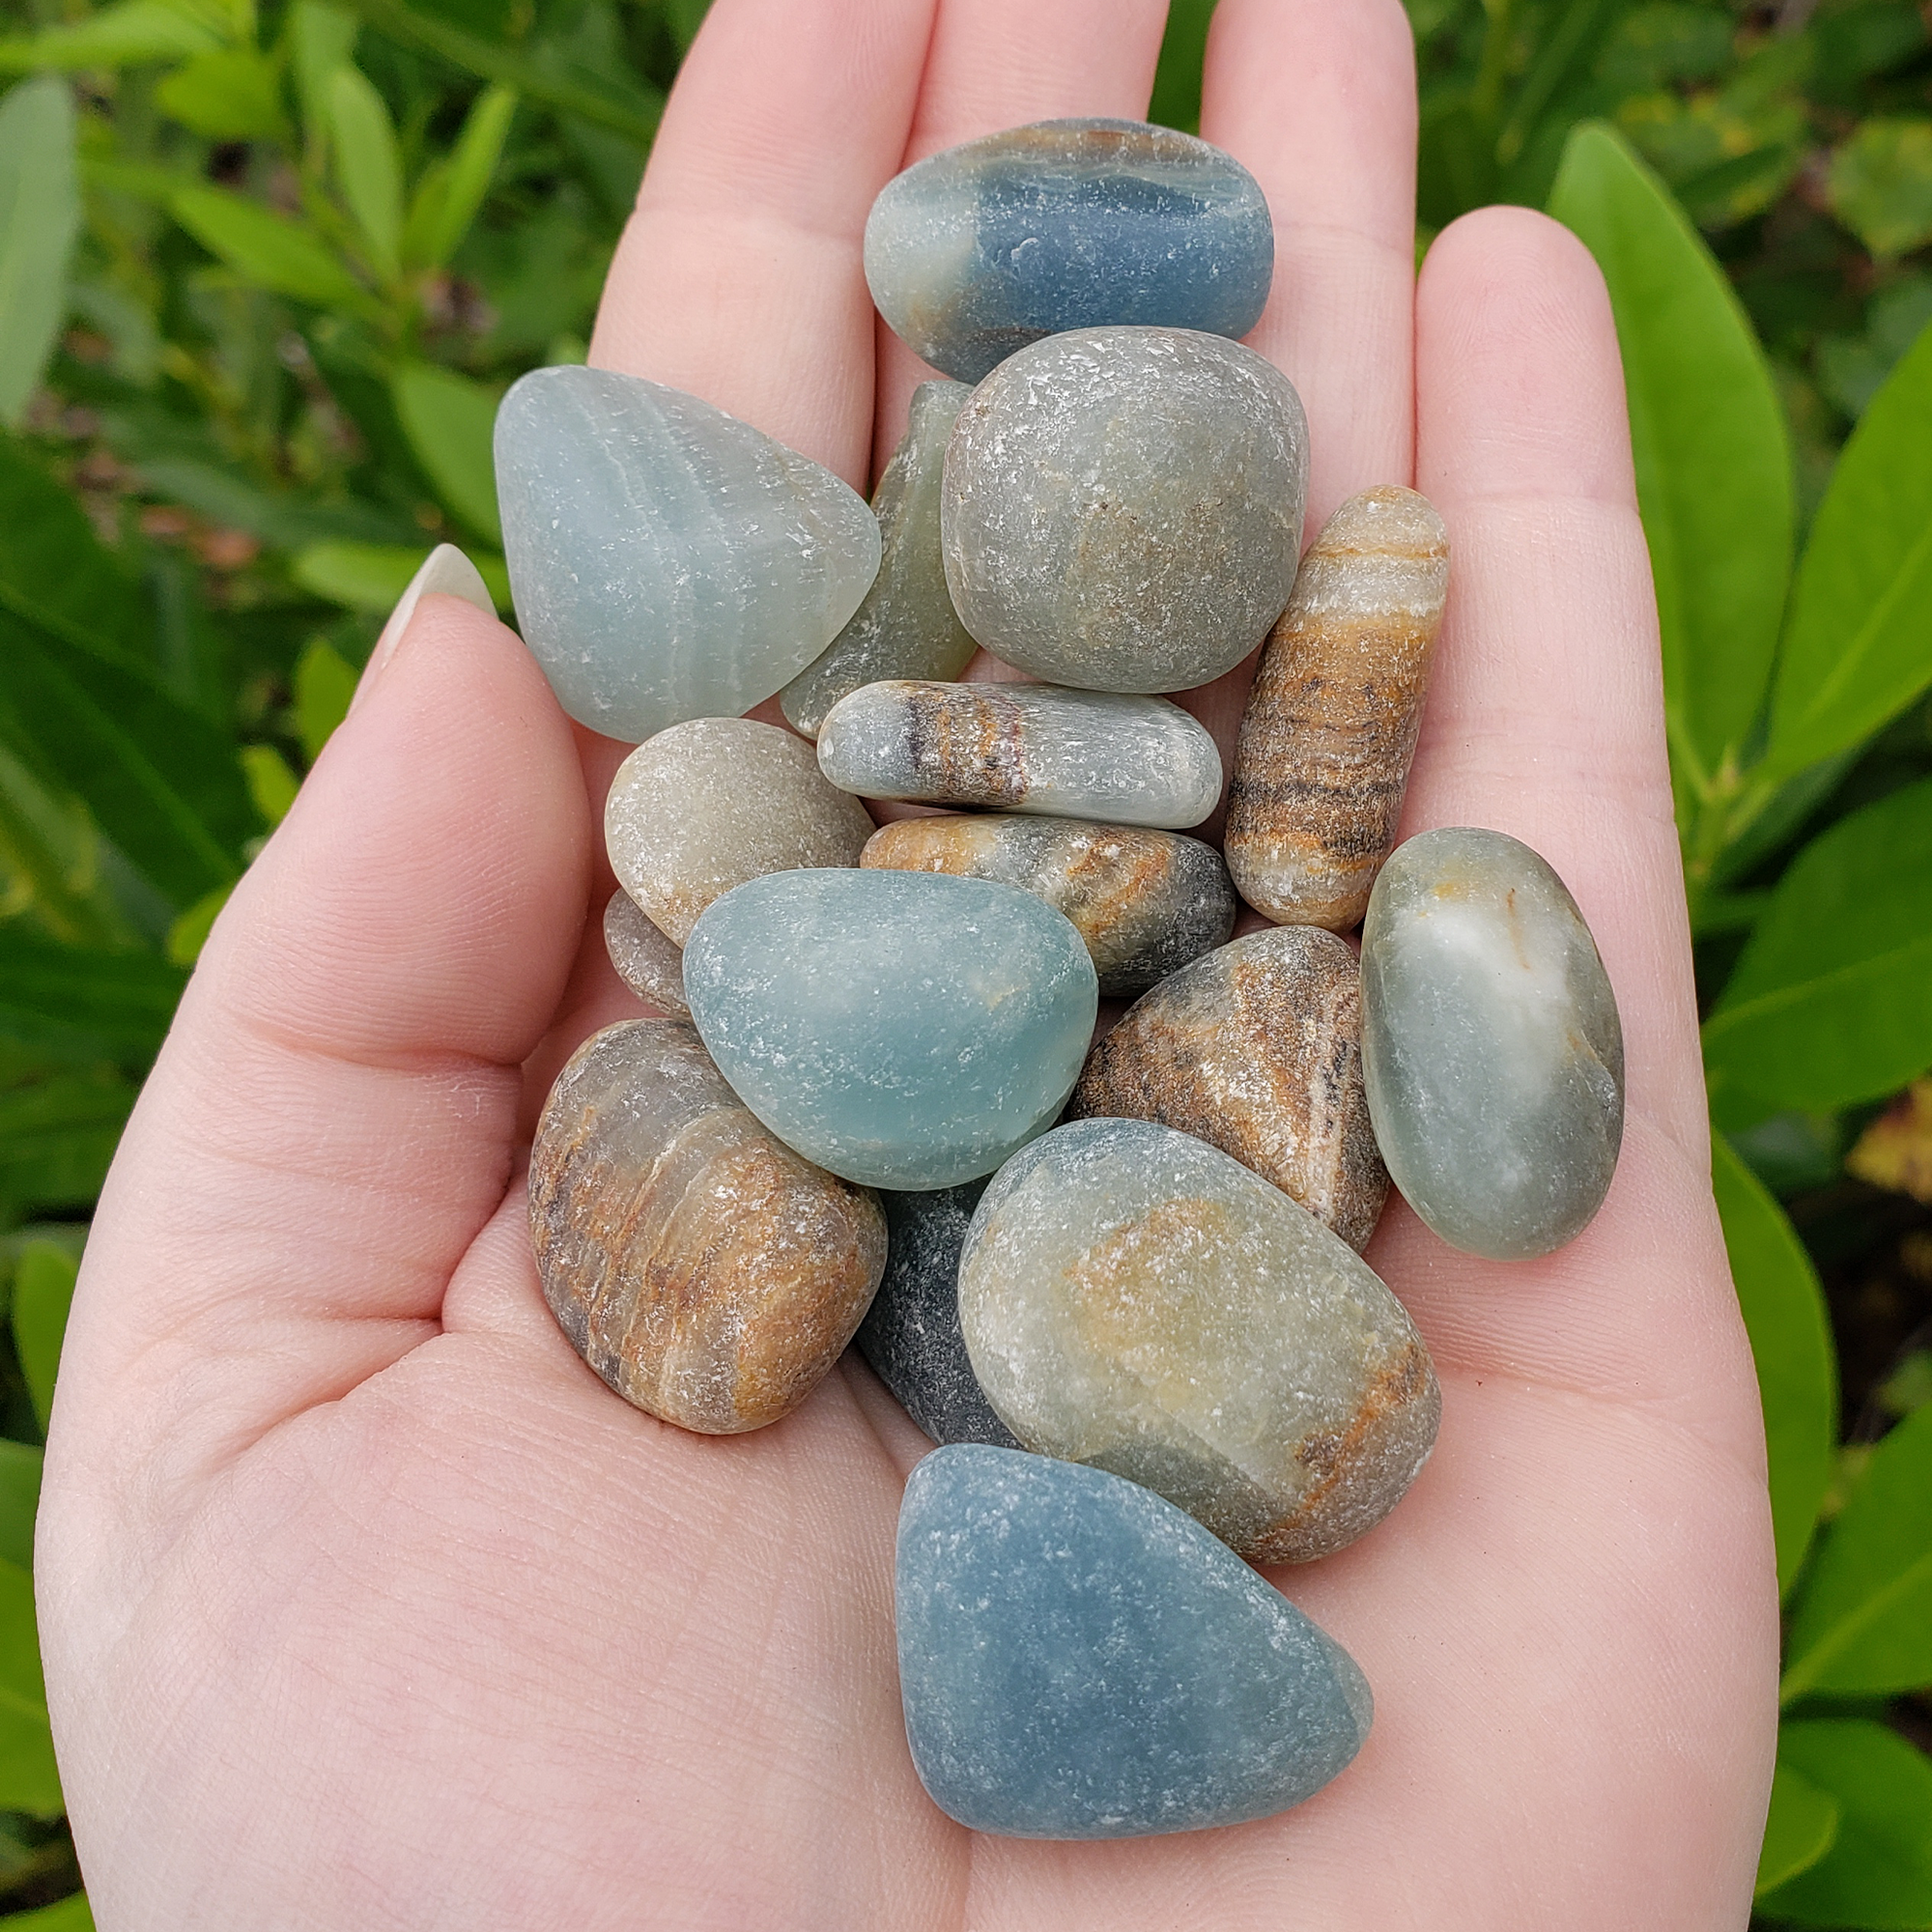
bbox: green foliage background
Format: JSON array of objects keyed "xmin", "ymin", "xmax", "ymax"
[{"xmin": 0, "ymin": 0, "xmax": 1924, "ymax": 1919}]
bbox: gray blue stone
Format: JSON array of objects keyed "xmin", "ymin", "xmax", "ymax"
[
  {"xmin": 495, "ymin": 366, "xmax": 880, "ymax": 742},
  {"xmin": 1360, "ymin": 827, "xmax": 1625, "ymax": 1261},
  {"xmin": 855, "ymin": 1183, "xmax": 1018, "ymax": 1448},
  {"xmin": 865, "ymin": 120, "xmax": 1273, "ymax": 384},
  {"xmin": 683, "ymin": 869, "xmax": 1097, "ymax": 1189},
  {"xmin": 895, "ymin": 1445, "xmax": 1373, "ymax": 1839}
]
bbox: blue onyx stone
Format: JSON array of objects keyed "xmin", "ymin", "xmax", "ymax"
[
  {"xmin": 865, "ymin": 120, "xmax": 1274, "ymax": 384},
  {"xmin": 856, "ymin": 1183, "xmax": 1018, "ymax": 1448},
  {"xmin": 895, "ymin": 1446, "xmax": 1373, "ymax": 1838},
  {"xmin": 683, "ymin": 869, "xmax": 1097, "ymax": 1189}
]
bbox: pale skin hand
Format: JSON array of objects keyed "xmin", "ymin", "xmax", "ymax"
[{"xmin": 36, "ymin": 1, "xmax": 1780, "ymax": 1924}]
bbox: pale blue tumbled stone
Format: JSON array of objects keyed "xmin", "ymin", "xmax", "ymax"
[
  {"xmin": 495, "ymin": 366, "xmax": 881, "ymax": 742},
  {"xmin": 683, "ymin": 869, "xmax": 1097, "ymax": 1189},
  {"xmin": 896, "ymin": 1445, "xmax": 1373, "ymax": 1838},
  {"xmin": 865, "ymin": 120, "xmax": 1273, "ymax": 384}
]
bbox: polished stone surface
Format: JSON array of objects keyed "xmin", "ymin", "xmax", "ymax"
[
  {"xmin": 684, "ymin": 869, "xmax": 1097, "ymax": 1189},
  {"xmin": 529, "ymin": 1019, "xmax": 886, "ymax": 1433},
  {"xmin": 604, "ymin": 716, "xmax": 876, "ymax": 945},
  {"xmin": 1360, "ymin": 828, "xmax": 1624, "ymax": 1260},
  {"xmin": 1227, "ymin": 488, "xmax": 1450, "ymax": 930},
  {"xmin": 603, "ymin": 887, "xmax": 689, "ymax": 1018},
  {"xmin": 818, "ymin": 680, "xmax": 1221, "ymax": 830},
  {"xmin": 865, "ymin": 120, "xmax": 1273, "ymax": 385},
  {"xmin": 781, "ymin": 381, "xmax": 979, "ymax": 738},
  {"xmin": 496, "ymin": 366, "xmax": 880, "ymax": 742},
  {"xmin": 959, "ymin": 1119, "xmax": 1437, "ymax": 1562},
  {"xmin": 855, "ymin": 1182, "xmax": 1017, "ymax": 1448},
  {"xmin": 942, "ymin": 327, "xmax": 1306, "ymax": 693},
  {"xmin": 863, "ymin": 813, "xmax": 1235, "ymax": 997},
  {"xmin": 895, "ymin": 1445, "xmax": 1372, "ymax": 1838},
  {"xmin": 1068, "ymin": 927, "xmax": 1387, "ymax": 1249}
]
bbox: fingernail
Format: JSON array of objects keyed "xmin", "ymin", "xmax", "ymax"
[{"xmin": 351, "ymin": 544, "xmax": 497, "ymax": 713}]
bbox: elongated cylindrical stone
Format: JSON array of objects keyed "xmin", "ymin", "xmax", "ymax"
[
  {"xmin": 855, "ymin": 1183, "xmax": 1018, "ymax": 1449},
  {"xmin": 496, "ymin": 366, "xmax": 880, "ymax": 742},
  {"xmin": 942, "ymin": 327, "xmax": 1307, "ymax": 693},
  {"xmin": 896, "ymin": 1446, "xmax": 1372, "ymax": 1839},
  {"xmin": 959, "ymin": 1119, "xmax": 1439, "ymax": 1563},
  {"xmin": 528, "ymin": 1019, "xmax": 887, "ymax": 1434},
  {"xmin": 1226, "ymin": 488, "xmax": 1450, "ymax": 929},
  {"xmin": 864, "ymin": 119, "xmax": 1274, "ymax": 385},
  {"xmin": 1360, "ymin": 828, "xmax": 1624, "ymax": 1260},
  {"xmin": 684, "ymin": 868, "xmax": 1097, "ymax": 1189},
  {"xmin": 603, "ymin": 888, "xmax": 689, "ymax": 1018},
  {"xmin": 604, "ymin": 717, "xmax": 876, "ymax": 945},
  {"xmin": 817, "ymin": 680, "xmax": 1221, "ymax": 830},
  {"xmin": 1067, "ymin": 927, "xmax": 1388, "ymax": 1250},
  {"xmin": 862, "ymin": 813, "xmax": 1235, "ymax": 997},
  {"xmin": 781, "ymin": 381, "xmax": 979, "ymax": 738}
]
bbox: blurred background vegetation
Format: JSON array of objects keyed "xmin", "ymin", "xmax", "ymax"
[{"xmin": 0, "ymin": 0, "xmax": 1925, "ymax": 1921}]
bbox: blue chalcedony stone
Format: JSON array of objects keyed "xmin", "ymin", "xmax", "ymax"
[
  {"xmin": 683, "ymin": 869, "xmax": 1097, "ymax": 1189},
  {"xmin": 495, "ymin": 366, "xmax": 880, "ymax": 742},
  {"xmin": 895, "ymin": 1445, "xmax": 1373, "ymax": 1838},
  {"xmin": 866, "ymin": 120, "xmax": 1273, "ymax": 384}
]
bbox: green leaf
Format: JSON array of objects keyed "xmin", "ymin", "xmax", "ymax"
[
  {"xmin": 0, "ymin": 0, "xmax": 220, "ymax": 71},
  {"xmin": 390, "ymin": 362, "xmax": 499, "ymax": 542},
  {"xmin": 154, "ymin": 46, "xmax": 286, "ymax": 140},
  {"xmin": 1759, "ymin": 1720, "xmax": 1932, "ymax": 1924},
  {"xmin": 1705, "ymin": 779, "xmax": 1932, "ymax": 1113},
  {"xmin": 292, "ymin": 539, "xmax": 508, "ymax": 613},
  {"xmin": 288, "ymin": 0, "xmax": 355, "ymax": 148},
  {"xmin": 0, "ymin": 927, "xmax": 185, "ymax": 1064},
  {"xmin": 169, "ymin": 184, "xmax": 375, "ymax": 315},
  {"xmin": 239, "ymin": 744, "xmax": 298, "ymax": 827},
  {"xmin": 1149, "ymin": 0, "xmax": 1214, "ymax": 134},
  {"xmin": 0, "ymin": 78, "xmax": 80, "ymax": 431},
  {"xmin": 0, "ymin": 1067, "xmax": 136, "ymax": 1216},
  {"xmin": 403, "ymin": 80, "xmax": 514, "ymax": 270},
  {"xmin": 294, "ymin": 637, "xmax": 357, "ymax": 762},
  {"xmin": 1829, "ymin": 117, "xmax": 1932, "ymax": 261},
  {"xmin": 1713, "ymin": 1135, "xmax": 1835, "ymax": 1597},
  {"xmin": 0, "ymin": 1438, "xmax": 40, "ymax": 1573},
  {"xmin": 1766, "ymin": 317, "xmax": 1932, "ymax": 777},
  {"xmin": 1757, "ymin": 1757, "xmax": 1840, "ymax": 1898},
  {"xmin": 163, "ymin": 883, "xmax": 228, "ymax": 966},
  {"xmin": 0, "ymin": 741, "xmax": 136, "ymax": 952},
  {"xmin": 0, "ymin": 1556, "xmax": 59, "ymax": 1819},
  {"xmin": 1548, "ymin": 122, "xmax": 1793, "ymax": 806},
  {"xmin": 1782, "ymin": 1403, "xmax": 1932, "ymax": 1699},
  {"xmin": 0, "ymin": 1895, "xmax": 94, "ymax": 1930},
  {"xmin": 326, "ymin": 65, "xmax": 402, "ymax": 284},
  {"xmin": 12, "ymin": 1242, "xmax": 73, "ymax": 1437}
]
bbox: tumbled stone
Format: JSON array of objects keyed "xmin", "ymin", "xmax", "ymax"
[
  {"xmin": 604, "ymin": 716, "xmax": 876, "ymax": 945},
  {"xmin": 1068, "ymin": 927, "xmax": 1387, "ymax": 1249},
  {"xmin": 942, "ymin": 328, "xmax": 1307, "ymax": 693},
  {"xmin": 1227, "ymin": 488, "xmax": 1450, "ymax": 930},
  {"xmin": 817, "ymin": 680, "xmax": 1221, "ymax": 830},
  {"xmin": 528, "ymin": 1019, "xmax": 886, "ymax": 1434},
  {"xmin": 1360, "ymin": 828, "xmax": 1624, "ymax": 1260},
  {"xmin": 684, "ymin": 869, "xmax": 1097, "ymax": 1189},
  {"xmin": 896, "ymin": 1444, "xmax": 1372, "ymax": 1838},
  {"xmin": 959, "ymin": 1119, "xmax": 1437, "ymax": 1563},
  {"xmin": 863, "ymin": 813, "xmax": 1235, "ymax": 997},
  {"xmin": 855, "ymin": 1183, "xmax": 1017, "ymax": 1448},
  {"xmin": 781, "ymin": 381, "xmax": 979, "ymax": 738},
  {"xmin": 865, "ymin": 120, "xmax": 1273, "ymax": 386},
  {"xmin": 495, "ymin": 366, "xmax": 880, "ymax": 742},
  {"xmin": 603, "ymin": 888, "xmax": 689, "ymax": 1019}
]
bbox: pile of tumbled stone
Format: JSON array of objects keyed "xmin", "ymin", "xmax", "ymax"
[{"xmin": 504, "ymin": 120, "xmax": 1626, "ymax": 1843}]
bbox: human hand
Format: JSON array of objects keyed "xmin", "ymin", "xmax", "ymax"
[{"xmin": 37, "ymin": 2, "xmax": 1780, "ymax": 1924}]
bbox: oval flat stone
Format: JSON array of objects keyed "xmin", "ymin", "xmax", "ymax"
[
  {"xmin": 865, "ymin": 120, "xmax": 1273, "ymax": 384},
  {"xmin": 855, "ymin": 1182, "xmax": 1017, "ymax": 1448},
  {"xmin": 1068, "ymin": 927, "xmax": 1388, "ymax": 1249},
  {"xmin": 959, "ymin": 1119, "xmax": 1438, "ymax": 1562},
  {"xmin": 863, "ymin": 813, "xmax": 1235, "ymax": 997},
  {"xmin": 605, "ymin": 717, "xmax": 876, "ymax": 945},
  {"xmin": 495, "ymin": 366, "xmax": 880, "ymax": 742},
  {"xmin": 781, "ymin": 381, "xmax": 979, "ymax": 738},
  {"xmin": 528, "ymin": 1019, "xmax": 886, "ymax": 1434},
  {"xmin": 1360, "ymin": 828, "xmax": 1624, "ymax": 1260},
  {"xmin": 942, "ymin": 327, "xmax": 1307, "ymax": 693},
  {"xmin": 684, "ymin": 869, "xmax": 1097, "ymax": 1189},
  {"xmin": 603, "ymin": 888, "xmax": 688, "ymax": 1018},
  {"xmin": 896, "ymin": 1445, "xmax": 1372, "ymax": 1838},
  {"xmin": 818, "ymin": 680, "xmax": 1222, "ymax": 830}
]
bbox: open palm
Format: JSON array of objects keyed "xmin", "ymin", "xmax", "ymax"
[{"xmin": 38, "ymin": 1, "xmax": 1779, "ymax": 1924}]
